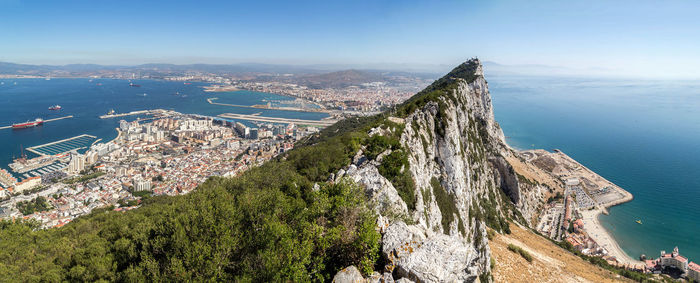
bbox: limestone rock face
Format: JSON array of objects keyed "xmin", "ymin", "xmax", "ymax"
[
  {"xmin": 332, "ymin": 266, "xmax": 365, "ymax": 283},
  {"xmin": 348, "ymin": 162, "xmax": 409, "ymax": 216},
  {"xmin": 341, "ymin": 59, "xmax": 543, "ymax": 282}
]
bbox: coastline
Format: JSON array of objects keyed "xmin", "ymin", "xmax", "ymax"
[{"xmin": 556, "ymin": 151, "xmax": 642, "ymax": 267}]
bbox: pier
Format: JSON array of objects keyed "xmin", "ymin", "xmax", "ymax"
[
  {"xmin": 0, "ymin": 115, "xmax": 74, "ymax": 130},
  {"xmin": 26, "ymin": 134, "xmax": 97, "ymax": 156},
  {"xmin": 218, "ymin": 113, "xmax": 338, "ymax": 127},
  {"xmin": 207, "ymin": 98, "xmax": 330, "ymax": 113}
]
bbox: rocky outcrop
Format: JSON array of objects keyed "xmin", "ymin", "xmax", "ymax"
[
  {"xmin": 337, "ymin": 59, "xmax": 545, "ymax": 282},
  {"xmin": 333, "ymin": 266, "xmax": 366, "ymax": 283}
]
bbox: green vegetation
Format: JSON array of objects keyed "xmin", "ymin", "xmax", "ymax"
[
  {"xmin": 431, "ymin": 177, "xmax": 465, "ymax": 235},
  {"xmin": 0, "ymin": 59, "xmax": 516, "ymax": 281},
  {"xmin": 507, "ymin": 243, "xmax": 533, "ymax": 263},
  {"xmin": 378, "ymin": 149, "xmax": 416, "ymax": 211},
  {"xmin": 62, "ymin": 171, "xmax": 105, "ymax": 184},
  {"xmin": 16, "ymin": 196, "xmax": 51, "ymax": 215},
  {"xmin": 0, "ymin": 162, "xmax": 380, "ymax": 281},
  {"xmin": 395, "ymin": 60, "xmax": 480, "ymax": 119},
  {"xmin": 117, "ymin": 198, "xmax": 138, "ymax": 207},
  {"xmin": 364, "ymin": 134, "xmax": 398, "ymax": 160},
  {"xmin": 470, "ymin": 190, "xmax": 511, "ymax": 234},
  {"xmin": 547, "ymin": 191, "xmax": 563, "ymax": 203}
]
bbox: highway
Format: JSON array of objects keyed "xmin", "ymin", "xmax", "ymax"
[
  {"xmin": 0, "ymin": 115, "xmax": 74, "ymax": 130},
  {"xmin": 218, "ymin": 113, "xmax": 338, "ymax": 127}
]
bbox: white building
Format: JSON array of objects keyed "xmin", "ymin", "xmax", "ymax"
[
  {"xmin": 133, "ymin": 178, "xmax": 151, "ymax": 192},
  {"xmin": 660, "ymin": 247, "xmax": 688, "ymax": 272},
  {"xmin": 85, "ymin": 151, "xmax": 98, "ymax": 165},
  {"xmin": 14, "ymin": 176, "xmax": 41, "ymax": 193},
  {"xmin": 226, "ymin": 140, "xmax": 240, "ymax": 150},
  {"xmin": 68, "ymin": 152, "xmax": 86, "ymax": 174}
]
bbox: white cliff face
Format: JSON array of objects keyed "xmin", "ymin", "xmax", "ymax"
[{"xmin": 342, "ymin": 59, "xmax": 543, "ymax": 282}]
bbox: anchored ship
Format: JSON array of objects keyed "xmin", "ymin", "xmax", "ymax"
[{"xmin": 12, "ymin": 118, "xmax": 44, "ymax": 129}]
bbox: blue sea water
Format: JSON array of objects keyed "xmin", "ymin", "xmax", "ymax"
[
  {"xmin": 488, "ymin": 75, "xmax": 700, "ymax": 262},
  {"xmin": 0, "ymin": 78, "xmax": 328, "ymax": 174}
]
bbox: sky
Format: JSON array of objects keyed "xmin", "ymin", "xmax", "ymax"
[{"xmin": 1, "ymin": 0, "xmax": 699, "ymax": 78}]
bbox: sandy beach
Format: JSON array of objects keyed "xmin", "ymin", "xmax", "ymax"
[
  {"xmin": 521, "ymin": 149, "xmax": 643, "ymax": 268},
  {"xmin": 580, "ymin": 208, "xmax": 643, "ymax": 267}
]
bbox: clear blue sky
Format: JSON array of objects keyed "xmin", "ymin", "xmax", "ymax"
[{"xmin": 1, "ymin": 0, "xmax": 699, "ymax": 78}]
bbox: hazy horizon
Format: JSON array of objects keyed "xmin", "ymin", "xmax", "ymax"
[{"xmin": 3, "ymin": 0, "xmax": 700, "ymax": 79}]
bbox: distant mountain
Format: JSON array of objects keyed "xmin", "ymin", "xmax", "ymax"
[{"xmin": 299, "ymin": 69, "xmax": 387, "ymax": 88}]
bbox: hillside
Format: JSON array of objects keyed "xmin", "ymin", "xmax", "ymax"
[
  {"xmin": 491, "ymin": 223, "xmax": 630, "ymax": 282},
  {"xmin": 0, "ymin": 59, "xmax": 640, "ymax": 282}
]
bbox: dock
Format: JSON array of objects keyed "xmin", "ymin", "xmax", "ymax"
[
  {"xmin": 0, "ymin": 115, "xmax": 74, "ymax": 130},
  {"xmin": 218, "ymin": 113, "xmax": 337, "ymax": 127}
]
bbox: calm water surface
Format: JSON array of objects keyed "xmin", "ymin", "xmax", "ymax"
[{"xmin": 489, "ymin": 75, "xmax": 700, "ymax": 261}]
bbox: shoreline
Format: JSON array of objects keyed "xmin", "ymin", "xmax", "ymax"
[{"xmin": 555, "ymin": 151, "xmax": 642, "ymax": 267}]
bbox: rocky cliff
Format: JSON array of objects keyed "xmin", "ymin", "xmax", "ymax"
[{"xmin": 335, "ymin": 59, "xmax": 549, "ymax": 282}]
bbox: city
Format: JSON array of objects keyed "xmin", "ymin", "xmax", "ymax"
[{"xmin": 0, "ymin": 111, "xmax": 317, "ymax": 228}]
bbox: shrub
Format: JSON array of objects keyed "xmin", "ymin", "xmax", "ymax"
[
  {"xmin": 507, "ymin": 244, "xmax": 533, "ymax": 263},
  {"xmin": 431, "ymin": 177, "xmax": 464, "ymax": 235}
]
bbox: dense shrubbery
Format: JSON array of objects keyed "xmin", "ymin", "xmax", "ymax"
[
  {"xmin": 0, "ymin": 161, "xmax": 380, "ymax": 281},
  {"xmin": 15, "ymin": 196, "xmax": 51, "ymax": 215},
  {"xmin": 431, "ymin": 177, "xmax": 465, "ymax": 235},
  {"xmin": 378, "ymin": 149, "xmax": 416, "ymax": 211},
  {"xmin": 62, "ymin": 171, "xmax": 105, "ymax": 184}
]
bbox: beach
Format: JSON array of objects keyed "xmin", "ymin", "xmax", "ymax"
[{"xmin": 580, "ymin": 208, "xmax": 643, "ymax": 267}]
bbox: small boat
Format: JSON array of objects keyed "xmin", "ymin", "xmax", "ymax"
[
  {"xmin": 107, "ymin": 109, "xmax": 116, "ymax": 115},
  {"xmin": 184, "ymin": 82, "xmax": 192, "ymax": 85},
  {"xmin": 636, "ymin": 220, "xmax": 643, "ymax": 224},
  {"xmin": 129, "ymin": 82, "xmax": 141, "ymax": 87},
  {"xmin": 48, "ymin": 105, "xmax": 62, "ymax": 110}
]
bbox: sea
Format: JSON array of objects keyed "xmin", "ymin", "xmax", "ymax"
[
  {"xmin": 488, "ymin": 75, "xmax": 700, "ymax": 262},
  {"xmin": 1, "ymin": 75, "xmax": 698, "ymax": 262},
  {"xmin": 0, "ymin": 78, "xmax": 328, "ymax": 176}
]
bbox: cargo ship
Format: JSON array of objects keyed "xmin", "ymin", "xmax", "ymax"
[
  {"xmin": 12, "ymin": 118, "xmax": 44, "ymax": 129},
  {"xmin": 48, "ymin": 105, "xmax": 62, "ymax": 110}
]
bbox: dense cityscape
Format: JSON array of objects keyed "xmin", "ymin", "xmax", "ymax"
[{"xmin": 0, "ymin": 110, "xmax": 317, "ymax": 228}]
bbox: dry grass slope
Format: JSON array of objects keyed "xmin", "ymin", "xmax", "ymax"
[{"xmin": 490, "ymin": 223, "xmax": 632, "ymax": 283}]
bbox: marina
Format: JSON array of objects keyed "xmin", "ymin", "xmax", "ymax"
[{"xmin": 25, "ymin": 134, "xmax": 98, "ymax": 156}]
